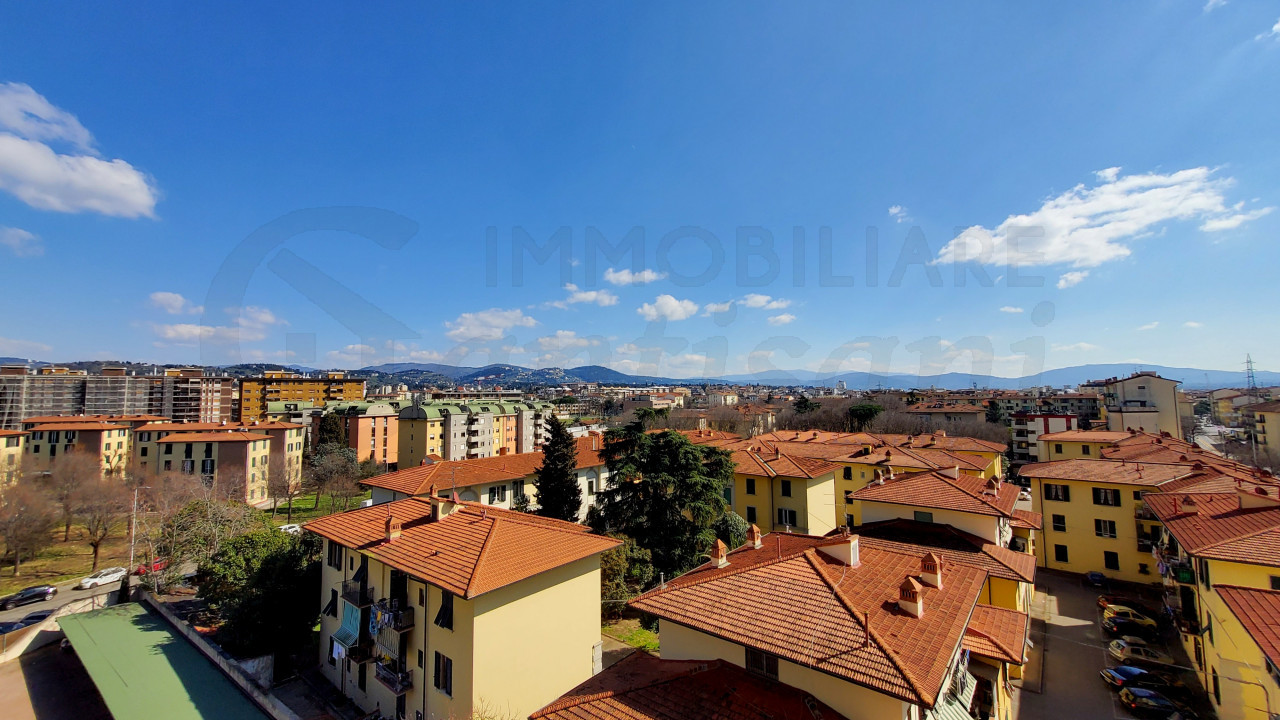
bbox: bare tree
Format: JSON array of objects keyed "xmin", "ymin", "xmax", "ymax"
[
  {"xmin": 0, "ymin": 481, "xmax": 57, "ymax": 576},
  {"xmin": 267, "ymin": 454, "xmax": 301, "ymax": 523},
  {"xmin": 75, "ymin": 475, "xmax": 131, "ymax": 571},
  {"xmin": 45, "ymin": 451, "xmax": 102, "ymax": 541},
  {"xmin": 330, "ymin": 472, "xmax": 363, "ymax": 512}
]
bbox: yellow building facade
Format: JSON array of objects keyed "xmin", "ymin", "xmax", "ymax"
[{"xmin": 0, "ymin": 430, "xmax": 24, "ymax": 483}]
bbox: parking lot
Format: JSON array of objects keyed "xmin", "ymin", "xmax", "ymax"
[{"xmin": 1017, "ymin": 570, "xmax": 1202, "ymax": 720}]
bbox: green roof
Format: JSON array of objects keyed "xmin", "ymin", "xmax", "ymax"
[{"xmin": 59, "ymin": 603, "xmax": 270, "ymax": 720}]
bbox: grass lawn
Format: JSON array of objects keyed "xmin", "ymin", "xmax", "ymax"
[
  {"xmin": 261, "ymin": 491, "xmax": 371, "ymax": 526},
  {"xmin": 0, "ymin": 524, "xmax": 132, "ymax": 596},
  {"xmin": 602, "ymin": 618, "xmax": 659, "ymax": 653}
]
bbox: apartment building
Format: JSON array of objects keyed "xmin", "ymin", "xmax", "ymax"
[
  {"xmin": 23, "ymin": 421, "xmax": 133, "ymax": 474},
  {"xmin": 362, "ymin": 434, "xmax": 608, "ymax": 521},
  {"xmin": 239, "ymin": 371, "xmax": 364, "ymax": 421},
  {"xmin": 905, "ymin": 402, "xmax": 986, "ymax": 423},
  {"xmin": 305, "ymin": 496, "xmax": 619, "ymax": 720},
  {"xmin": 131, "ymin": 421, "xmax": 304, "ymax": 498},
  {"xmin": 1035, "ymin": 429, "xmax": 1132, "ymax": 461},
  {"xmin": 0, "ymin": 365, "xmax": 233, "ymax": 429},
  {"xmin": 630, "ymin": 527, "xmax": 1028, "ymax": 720},
  {"xmin": 1086, "ymin": 371, "xmax": 1184, "ymax": 439},
  {"xmin": 323, "ymin": 401, "xmax": 404, "ymax": 468},
  {"xmin": 0, "ymin": 430, "xmax": 25, "ymax": 483},
  {"xmin": 850, "ymin": 468, "xmax": 1034, "ymax": 549},
  {"xmin": 398, "ymin": 401, "xmax": 552, "ymax": 467},
  {"xmin": 1243, "ymin": 400, "xmax": 1280, "ymax": 450},
  {"xmin": 1010, "ymin": 413, "xmax": 1078, "ymax": 464},
  {"xmin": 721, "ymin": 445, "xmax": 838, "ymax": 535},
  {"xmin": 1148, "ymin": 489, "xmax": 1280, "ymax": 719}
]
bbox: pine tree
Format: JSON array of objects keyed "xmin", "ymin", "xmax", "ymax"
[{"xmin": 532, "ymin": 416, "xmax": 582, "ymax": 522}]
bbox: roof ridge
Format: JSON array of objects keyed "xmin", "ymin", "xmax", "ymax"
[
  {"xmin": 464, "ymin": 511, "xmax": 500, "ymax": 599},
  {"xmin": 802, "ymin": 549, "xmax": 868, "ymax": 626},
  {"xmin": 860, "ymin": 594, "xmax": 928, "ymax": 705},
  {"xmin": 641, "ymin": 542, "xmax": 816, "ymax": 598},
  {"xmin": 529, "ymin": 655, "xmax": 717, "ymax": 717}
]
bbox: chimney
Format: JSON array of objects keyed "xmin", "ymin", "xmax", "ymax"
[
  {"xmin": 898, "ymin": 577, "xmax": 924, "ymax": 618},
  {"xmin": 385, "ymin": 514, "xmax": 402, "ymax": 542},
  {"xmin": 710, "ymin": 539, "xmax": 729, "ymax": 568},
  {"xmin": 921, "ymin": 553, "xmax": 943, "ymax": 588},
  {"xmin": 937, "ymin": 430, "xmax": 946, "ymax": 437},
  {"xmin": 818, "ymin": 534, "xmax": 861, "ymax": 567},
  {"xmin": 1181, "ymin": 495, "xmax": 1198, "ymax": 515},
  {"xmin": 746, "ymin": 523, "xmax": 763, "ymax": 549},
  {"xmin": 432, "ymin": 492, "xmax": 462, "ymax": 520}
]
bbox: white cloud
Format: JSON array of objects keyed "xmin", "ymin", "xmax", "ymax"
[
  {"xmin": 0, "ymin": 83, "xmax": 159, "ymax": 218},
  {"xmin": 1057, "ymin": 270, "xmax": 1089, "ymax": 289},
  {"xmin": 740, "ymin": 293, "xmax": 791, "ymax": 310},
  {"xmin": 1257, "ymin": 17, "xmax": 1280, "ymax": 41},
  {"xmin": 888, "ymin": 205, "xmax": 911, "ymax": 223},
  {"xmin": 1203, "ymin": 0, "xmax": 1226, "ymax": 11},
  {"xmin": 935, "ymin": 167, "xmax": 1271, "ymax": 270},
  {"xmin": 535, "ymin": 330, "xmax": 598, "ymax": 351},
  {"xmin": 152, "ymin": 305, "xmax": 285, "ymax": 345},
  {"xmin": 1138, "ymin": 321, "xmax": 1160, "ymax": 331},
  {"xmin": 1052, "ymin": 342, "xmax": 1099, "ymax": 352},
  {"xmin": 325, "ymin": 344, "xmax": 377, "ymax": 366},
  {"xmin": 0, "ymin": 335, "xmax": 51, "ymax": 356},
  {"xmin": 235, "ymin": 306, "xmax": 284, "ymax": 328},
  {"xmin": 0, "ymin": 226, "xmax": 42, "ymax": 257},
  {"xmin": 701, "ymin": 301, "xmax": 734, "ymax": 316},
  {"xmin": 149, "ymin": 291, "xmax": 201, "ymax": 315},
  {"xmin": 767, "ymin": 313, "xmax": 796, "ymax": 326},
  {"xmin": 1184, "ymin": 321, "xmax": 1203, "ymax": 328},
  {"xmin": 637, "ymin": 294, "xmax": 699, "ymax": 322},
  {"xmin": 445, "ymin": 308, "xmax": 537, "ymax": 342},
  {"xmin": 1199, "ymin": 205, "xmax": 1274, "ymax": 232},
  {"xmin": 999, "ymin": 306, "xmax": 1024, "ymax": 314},
  {"xmin": 547, "ymin": 283, "xmax": 618, "ymax": 309},
  {"xmin": 602, "ymin": 268, "xmax": 666, "ymax": 285}
]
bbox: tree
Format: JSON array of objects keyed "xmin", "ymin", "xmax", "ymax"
[
  {"xmin": 75, "ymin": 476, "xmax": 130, "ymax": 571},
  {"xmin": 532, "ymin": 416, "xmax": 582, "ymax": 522},
  {"xmin": 308, "ymin": 445, "xmax": 358, "ymax": 510},
  {"xmin": 712, "ymin": 510, "xmax": 749, "ymax": 549},
  {"xmin": 552, "ymin": 395, "xmax": 578, "ymax": 406},
  {"xmin": 599, "ymin": 534, "xmax": 653, "ymax": 620},
  {"xmin": 0, "ymin": 482, "xmax": 56, "ymax": 576},
  {"xmin": 633, "ymin": 407, "xmax": 670, "ymax": 427},
  {"xmin": 46, "ymin": 451, "xmax": 102, "ymax": 541},
  {"xmin": 793, "ymin": 396, "xmax": 820, "ymax": 415},
  {"xmin": 266, "ymin": 454, "xmax": 301, "ymax": 523},
  {"xmin": 985, "ymin": 401, "xmax": 1006, "ymax": 425},
  {"xmin": 1194, "ymin": 399, "xmax": 1212, "ymax": 416},
  {"xmin": 316, "ymin": 413, "xmax": 346, "ymax": 447},
  {"xmin": 846, "ymin": 404, "xmax": 884, "ymax": 432},
  {"xmin": 594, "ymin": 424, "xmax": 734, "ymax": 579}
]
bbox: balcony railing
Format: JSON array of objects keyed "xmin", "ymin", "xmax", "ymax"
[
  {"xmin": 372, "ymin": 599, "xmax": 414, "ymax": 632},
  {"xmin": 1134, "ymin": 504, "xmax": 1157, "ymax": 520},
  {"xmin": 347, "ymin": 639, "xmax": 375, "ymax": 664},
  {"xmin": 1162, "ymin": 561, "xmax": 1195, "ymax": 585},
  {"xmin": 374, "ymin": 661, "xmax": 413, "ymax": 695},
  {"xmin": 341, "ymin": 580, "xmax": 373, "ymax": 608}
]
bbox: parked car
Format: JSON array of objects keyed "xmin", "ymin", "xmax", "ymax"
[
  {"xmin": 1098, "ymin": 594, "xmax": 1160, "ymax": 617},
  {"xmin": 0, "ymin": 622, "xmax": 24, "ymax": 634},
  {"xmin": 1103, "ymin": 616, "xmax": 1159, "ymax": 641},
  {"xmin": 1019, "ymin": 488, "xmax": 1032, "ymax": 501},
  {"xmin": 0, "ymin": 585, "xmax": 57, "ymax": 610},
  {"xmin": 1118, "ymin": 687, "xmax": 1180, "ymax": 717},
  {"xmin": 278, "ymin": 524, "xmax": 302, "ymax": 535},
  {"xmin": 76, "ymin": 566, "xmax": 127, "ymax": 590},
  {"xmin": 19, "ymin": 610, "xmax": 53, "ymax": 627},
  {"xmin": 1105, "ymin": 605, "xmax": 1159, "ymax": 626},
  {"xmin": 1100, "ymin": 665, "xmax": 1191, "ymax": 698},
  {"xmin": 1108, "ymin": 637, "xmax": 1176, "ymax": 667},
  {"xmin": 1084, "ymin": 571, "xmax": 1110, "ymax": 588},
  {"xmin": 133, "ymin": 559, "xmax": 168, "ymax": 576}
]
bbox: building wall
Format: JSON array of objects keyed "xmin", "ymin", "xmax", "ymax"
[
  {"xmin": 860, "ymin": 501, "xmax": 1005, "ymax": 546},
  {"xmin": 23, "ymin": 427, "xmax": 131, "ymax": 474},
  {"xmin": 1104, "ymin": 376, "xmax": 1182, "ymax": 439},
  {"xmin": 804, "ymin": 473, "xmax": 836, "ymax": 536},
  {"xmin": 0, "ymin": 432, "xmax": 23, "ymax": 483},
  {"xmin": 1029, "ymin": 477, "xmax": 1154, "ymax": 583},
  {"xmin": 1035, "ymin": 439, "xmax": 1114, "ymax": 461}
]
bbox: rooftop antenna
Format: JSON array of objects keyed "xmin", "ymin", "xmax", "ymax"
[{"xmin": 1247, "ymin": 354, "xmax": 1260, "ymax": 468}]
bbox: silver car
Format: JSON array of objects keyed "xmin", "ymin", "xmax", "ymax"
[{"xmin": 76, "ymin": 567, "xmax": 127, "ymax": 589}]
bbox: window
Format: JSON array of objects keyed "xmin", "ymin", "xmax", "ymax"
[
  {"xmin": 164, "ymin": 443, "xmax": 173, "ymax": 455},
  {"xmin": 746, "ymin": 506, "xmax": 757, "ymax": 524},
  {"xmin": 1271, "ymin": 576, "xmax": 1280, "ymax": 591},
  {"xmin": 417, "ymin": 650, "xmax": 424, "ymax": 669},
  {"xmin": 357, "ymin": 661, "xmax": 366, "ymax": 691},
  {"xmin": 588, "ymin": 479, "xmax": 597, "ymax": 496},
  {"xmin": 419, "ymin": 587, "xmax": 426, "ymax": 606},
  {"xmin": 1092, "ymin": 487, "xmax": 1121, "ymax": 507},
  {"xmin": 1206, "ymin": 613, "xmax": 1214, "ymax": 646},
  {"xmin": 163, "ymin": 460, "xmax": 171, "ymax": 471},
  {"xmin": 1054, "ymin": 544, "xmax": 1069, "ymax": 563},
  {"xmin": 746, "ymin": 477, "xmax": 756, "ymax": 495},
  {"xmin": 326, "ymin": 540, "xmax": 344, "ymax": 570},
  {"xmin": 140, "ymin": 446, "xmax": 148, "ymax": 457},
  {"xmin": 328, "ymin": 638, "xmax": 336, "ymax": 666},
  {"xmin": 721, "ymin": 485, "xmax": 732, "ymax": 504},
  {"xmin": 488, "ymin": 485, "xmax": 507, "ymax": 504},
  {"xmin": 746, "ymin": 648, "xmax": 779, "ymax": 680},
  {"xmin": 1082, "ymin": 444, "xmax": 1091, "ymax": 456},
  {"xmin": 1095, "ymin": 519, "xmax": 1117, "ymax": 538},
  {"xmin": 1052, "ymin": 514, "xmax": 1066, "ymax": 532},
  {"xmin": 1055, "ymin": 443, "xmax": 1063, "ymax": 454},
  {"xmin": 842, "ymin": 467, "xmax": 852, "ymax": 480},
  {"xmin": 777, "ymin": 508, "xmax": 797, "ymax": 527},
  {"xmin": 1104, "ymin": 551, "xmax": 1119, "ymax": 570},
  {"xmin": 1212, "ymin": 667, "xmax": 1220, "ymax": 705},
  {"xmin": 433, "ymin": 652, "xmax": 453, "ymax": 696},
  {"xmin": 914, "ymin": 511, "xmax": 934, "ymax": 523},
  {"xmin": 1200, "ymin": 558, "xmax": 1212, "ymax": 589},
  {"xmin": 780, "ymin": 480, "xmax": 792, "ymax": 497},
  {"xmin": 1044, "ymin": 484, "xmax": 1070, "ymax": 502},
  {"xmin": 845, "ymin": 513, "xmax": 855, "ymax": 528},
  {"xmin": 1133, "ymin": 490, "xmax": 1143, "ymax": 500},
  {"xmin": 435, "ymin": 591, "xmax": 454, "ymax": 630}
]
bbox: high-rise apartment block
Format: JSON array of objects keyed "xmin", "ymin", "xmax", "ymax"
[{"xmin": 238, "ymin": 370, "xmax": 364, "ymax": 421}]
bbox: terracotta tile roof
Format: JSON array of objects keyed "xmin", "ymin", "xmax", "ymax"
[
  {"xmin": 963, "ymin": 604, "xmax": 1028, "ymax": 665},
  {"xmin": 1146, "ymin": 492, "xmax": 1280, "ymax": 567},
  {"xmin": 22, "ymin": 414, "xmax": 166, "ymax": 424},
  {"xmin": 1247, "ymin": 401, "xmax": 1280, "ymax": 413},
  {"xmin": 362, "ymin": 434, "xmax": 606, "ymax": 496},
  {"xmin": 531, "ymin": 651, "xmax": 851, "ymax": 720},
  {"xmin": 1215, "ymin": 585, "xmax": 1280, "ymax": 668},
  {"xmin": 723, "ymin": 442, "xmax": 840, "ymax": 479},
  {"xmin": 629, "ymin": 531, "xmax": 988, "ymax": 707},
  {"xmin": 145, "ymin": 421, "xmax": 304, "ymax": 433},
  {"xmin": 1011, "ymin": 509, "xmax": 1043, "ymax": 530},
  {"xmin": 304, "ymin": 497, "xmax": 619, "ymax": 598},
  {"xmin": 851, "ymin": 469, "xmax": 1020, "ymax": 519},
  {"xmin": 752, "ymin": 431, "xmax": 1006, "ymax": 455},
  {"xmin": 0, "ymin": 429, "xmax": 27, "ymax": 438},
  {"xmin": 1019, "ymin": 459, "xmax": 1194, "ymax": 487},
  {"xmin": 751, "ymin": 440, "xmax": 861, "ymax": 461},
  {"xmin": 833, "ymin": 445, "xmax": 990, "ymax": 472},
  {"xmin": 1037, "ymin": 430, "xmax": 1131, "ymax": 443},
  {"xmin": 854, "ymin": 519, "xmax": 1036, "ymax": 583},
  {"xmin": 157, "ymin": 431, "xmax": 272, "ymax": 443},
  {"xmin": 27, "ymin": 422, "xmax": 130, "ymax": 432},
  {"xmin": 665, "ymin": 429, "xmax": 743, "ymax": 444}
]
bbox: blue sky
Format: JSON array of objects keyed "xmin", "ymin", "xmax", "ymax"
[{"xmin": 1, "ymin": 2, "xmax": 1278, "ymax": 379}]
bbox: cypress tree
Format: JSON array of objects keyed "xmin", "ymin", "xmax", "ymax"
[{"xmin": 532, "ymin": 416, "xmax": 582, "ymax": 522}]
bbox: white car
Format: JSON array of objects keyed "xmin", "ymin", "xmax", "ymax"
[
  {"xmin": 77, "ymin": 567, "xmax": 127, "ymax": 590},
  {"xmin": 278, "ymin": 524, "xmax": 302, "ymax": 535}
]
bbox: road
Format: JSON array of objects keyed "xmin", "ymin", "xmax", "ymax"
[{"xmin": 0, "ymin": 577, "xmax": 130, "ymax": 623}]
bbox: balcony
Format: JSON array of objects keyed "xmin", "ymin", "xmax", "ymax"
[
  {"xmin": 347, "ymin": 639, "xmax": 375, "ymax": 664},
  {"xmin": 372, "ymin": 599, "xmax": 414, "ymax": 632},
  {"xmin": 374, "ymin": 661, "xmax": 413, "ymax": 695},
  {"xmin": 341, "ymin": 580, "xmax": 373, "ymax": 608},
  {"xmin": 1134, "ymin": 503, "xmax": 1157, "ymax": 520},
  {"xmin": 1137, "ymin": 539, "xmax": 1155, "ymax": 553},
  {"xmin": 1162, "ymin": 561, "xmax": 1195, "ymax": 585}
]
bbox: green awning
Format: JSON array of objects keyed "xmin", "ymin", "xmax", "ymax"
[
  {"xmin": 59, "ymin": 603, "xmax": 269, "ymax": 720},
  {"xmin": 928, "ymin": 669, "xmax": 979, "ymax": 720},
  {"xmin": 333, "ymin": 599, "xmax": 361, "ymax": 648}
]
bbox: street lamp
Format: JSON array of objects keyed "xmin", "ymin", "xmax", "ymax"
[{"xmin": 128, "ymin": 485, "xmax": 151, "ymax": 572}]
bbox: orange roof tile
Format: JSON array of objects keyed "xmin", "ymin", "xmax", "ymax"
[
  {"xmin": 855, "ymin": 519, "xmax": 1036, "ymax": 583},
  {"xmin": 1019, "ymin": 459, "xmax": 1194, "ymax": 487},
  {"xmin": 1011, "ymin": 509, "xmax": 1043, "ymax": 530},
  {"xmin": 0, "ymin": 429, "xmax": 27, "ymax": 438},
  {"xmin": 1216, "ymin": 585, "xmax": 1280, "ymax": 668},
  {"xmin": 27, "ymin": 422, "xmax": 130, "ymax": 432},
  {"xmin": 531, "ymin": 651, "xmax": 851, "ymax": 720},
  {"xmin": 304, "ymin": 497, "xmax": 619, "ymax": 598},
  {"xmin": 629, "ymin": 532, "xmax": 987, "ymax": 707},
  {"xmin": 852, "ymin": 469, "xmax": 1020, "ymax": 518},
  {"xmin": 1037, "ymin": 430, "xmax": 1131, "ymax": 443},
  {"xmin": 1146, "ymin": 492, "xmax": 1280, "ymax": 567},
  {"xmin": 963, "ymin": 604, "xmax": 1028, "ymax": 665},
  {"xmin": 157, "ymin": 431, "xmax": 272, "ymax": 443}
]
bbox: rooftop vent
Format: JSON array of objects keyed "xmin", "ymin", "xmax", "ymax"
[
  {"xmin": 921, "ymin": 553, "xmax": 943, "ymax": 588},
  {"xmin": 709, "ymin": 539, "xmax": 729, "ymax": 569},
  {"xmin": 898, "ymin": 577, "xmax": 923, "ymax": 618},
  {"xmin": 746, "ymin": 523, "xmax": 763, "ymax": 549},
  {"xmin": 818, "ymin": 534, "xmax": 861, "ymax": 568}
]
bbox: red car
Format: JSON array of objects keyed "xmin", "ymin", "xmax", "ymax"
[{"xmin": 133, "ymin": 559, "xmax": 168, "ymax": 575}]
